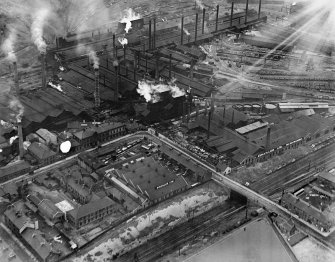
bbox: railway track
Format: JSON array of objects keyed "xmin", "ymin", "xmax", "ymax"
[
  {"xmin": 251, "ymin": 141, "xmax": 335, "ymax": 197},
  {"xmin": 115, "ymin": 204, "xmax": 245, "ymax": 262}
]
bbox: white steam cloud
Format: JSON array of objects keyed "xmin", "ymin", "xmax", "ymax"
[
  {"xmin": 137, "ymin": 78, "xmax": 185, "ymax": 103},
  {"xmin": 1, "ymin": 29, "xmax": 17, "ymax": 62},
  {"xmin": 9, "ymin": 96, "xmax": 24, "ymax": 122},
  {"xmin": 118, "ymin": 36, "xmax": 128, "ymax": 48},
  {"xmin": 195, "ymin": 0, "xmax": 205, "ymax": 9},
  {"xmin": 31, "ymin": 8, "xmax": 49, "ymax": 53},
  {"xmin": 89, "ymin": 50, "xmax": 99, "ymax": 69},
  {"xmin": 9, "ymin": 136, "xmax": 19, "ymax": 145},
  {"xmin": 120, "ymin": 8, "xmax": 141, "ymax": 34}
]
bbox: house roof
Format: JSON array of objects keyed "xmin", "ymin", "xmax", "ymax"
[
  {"xmin": 68, "ymin": 196, "xmax": 114, "ymax": 220},
  {"xmin": 282, "ymin": 193, "xmax": 329, "ymax": 224},
  {"xmin": 27, "ymin": 194, "xmax": 63, "ymax": 220},
  {"xmin": 67, "ymin": 178, "xmax": 90, "ymax": 198},
  {"xmin": 21, "ymin": 228, "xmax": 53, "ymax": 261},
  {"xmin": 4, "ymin": 201, "xmax": 32, "ymax": 232},
  {"xmin": 73, "ymin": 122, "xmax": 125, "ymax": 140},
  {"xmin": 28, "ymin": 142, "xmax": 56, "ymax": 160}
]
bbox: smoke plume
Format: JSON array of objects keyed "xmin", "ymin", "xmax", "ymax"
[
  {"xmin": 118, "ymin": 36, "xmax": 128, "ymax": 48},
  {"xmin": 120, "ymin": 8, "xmax": 141, "ymax": 34},
  {"xmin": 31, "ymin": 8, "xmax": 49, "ymax": 53},
  {"xmin": 195, "ymin": 0, "xmax": 205, "ymax": 9},
  {"xmin": 137, "ymin": 78, "xmax": 185, "ymax": 103},
  {"xmin": 89, "ymin": 50, "xmax": 99, "ymax": 69},
  {"xmin": 9, "ymin": 96, "xmax": 24, "ymax": 122},
  {"xmin": 1, "ymin": 28, "xmax": 17, "ymax": 62}
]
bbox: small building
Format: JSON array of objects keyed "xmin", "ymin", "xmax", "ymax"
[
  {"xmin": 73, "ymin": 122, "xmax": 126, "ymax": 150},
  {"xmin": 0, "ymin": 160, "xmax": 31, "ymax": 183},
  {"xmin": 65, "ymin": 178, "xmax": 91, "ymax": 204},
  {"xmin": 4, "ymin": 202, "xmax": 37, "ymax": 235},
  {"xmin": 27, "ymin": 194, "xmax": 64, "ymax": 225},
  {"xmin": 36, "ymin": 128, "xmax": 58, "ymax": 145},
  {"xmin": 66, "ymin": 196, "xmax": 116, "ymax": 228},
  {"xmin": 27, "ymin": 142, "xmax": 57, "ymax": 166},
  {"xmin": 318, "ymin": 172, "xmax": 335, "ymax": 187}
]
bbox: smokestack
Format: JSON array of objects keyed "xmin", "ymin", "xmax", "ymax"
[
  {"xmin": 195, "ymin": 13, "xmax": 198, "ymax": 42},
  {"xmin": 169, "ymin": 53, "xmax": 172, "ymax": 79},
  {"xmin": 113, "ymin": 34, "xmax": 116, "ymax": 57},
  {"xmin": 231, "ymin": 109, "xmax": 235, "ymax": 124},
  {"xmin": 13, "ymin": 62, "xmax": 19, "ymax": 94},
  {"xmin": 245, "ymin": 0, "xmax": 249, "ymax": 24},
  {"xmin": 41, "ymin": 53, "xmax": 46, "ymax": 89},
  {"xmin": 149, "ymin": 20, "xmax": 152, "ymax": 50},
  {"xmin": 258, "ymin": 0, "xmax": 262, "ymax": 19},
  {"xmin": 202, "ymin": 8, "xmax": 206, "ymax": 34},
  {"xmin": 153, "ymin": 18, "xmax": 156, "ymax": 49},
  {"xmin": 17, "ymin": 120, "xmax": 24, "ymax": 160},
  {"xmin": 155, "ymin": 55, "xmax": 159, "ymax": 80},
  {"xmin": 181, "ymin": 16, "xmax": 184, "ymax": 45},
  {"xmin": 94, "ymin": 68, "xmax": 100, "ymax": 108},
  {"xmin": 215, "ymin": 5, "xmax": 219, "ymax": 32},
  {"xmin": 223, "ymin": 105, "xmax": 226, "ymax": 122},
  {"xmin": 115, "ymin": 65, "xmax": 119, "ymax": 102},
  {"xmin": 265, "ymin": 127, "xmax": 271, "ymax": 151},
  {"xmin": 230, "ymin": 1, "xmax": 234, "ymax": 27}
]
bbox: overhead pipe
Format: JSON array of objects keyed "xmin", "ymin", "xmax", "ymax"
[
  {"xmin": 202, "ymin": 8, "xmax": 206, "ymax": 34},
  {"xmin": 258, "ymin": 0, "xmax": 262, "ymax": 19},
  {"xmin": 195, "ymin": 13, "xmax": 198, "ymax": 42},
  {"xmin": 215, "ymin": 5, "xmax": 219, "ymax": 32},
  {"xmin": 181, "ymin": 16, "xmax": 184, "ymax": 45},
  {"xmin": 230, "ymin": 1, "xmax": 234, "ymax": 27},
  {"xmin": 245, "ymin": 0, "xmax": 249, "ymax": 24}
]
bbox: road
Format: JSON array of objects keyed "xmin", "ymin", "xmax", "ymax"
[
  {"xmin": 0, "ymin": 133, "xmax": 133, "ymax": 187},
  {"xmin": 143, "ymin": 131, "xmax": 332, "ymax": 239}
]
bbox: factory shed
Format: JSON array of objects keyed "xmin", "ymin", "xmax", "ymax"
[
  {"xmin": 36, "ymin": 129, "xmax": 58, "ymax": 145},
  {"xmin": 236, "ymin": 121, "xmax": 268, "ymax": 135},
  {"xmin": 0, "ymin": 160, "xmax": 31, "ymax": 183},
  {"xmin": 28, "ymin": 142, "xmax": 56, "ymax": 165},
  {"xmin": 27, "ymin": 194, "xmax": 64, "ymax": 224},
  {"xmin": 67, "ymin": 196, "xmax": 116, "ymax": 228},
  {"xmin": 318, "ymin": 172, "xmax": 335, "ymax": 186},
  {"xmin": 278, "ymin": 102, "xmax": 329, "ymax": 113}
]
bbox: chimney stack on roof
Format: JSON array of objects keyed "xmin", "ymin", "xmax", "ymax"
[
  {"xmin": 94, "ymin": 68, "xmax": 100, "ymax": 108},
  {"xmin": 17, "ymin": 119, "xmax": 25, "ymax": 160}
]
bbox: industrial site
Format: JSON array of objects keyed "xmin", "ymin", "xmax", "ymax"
[{"xmin": 1, "ymin": 0, "xmax": 335, "ymax": 261}]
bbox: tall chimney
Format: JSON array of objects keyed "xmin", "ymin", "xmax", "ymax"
[
  {"xmin": 265, "ymin": 127, "xmax": 271, "ymax": 151},
  {"xmin": 215, "ymin": 5, "xmax": 219, "ymax": 32},
  {"xmin": 13, "ymin": 62, "xmax": 19, "ymax": 94},
  {"xmin": 231, "ymin": 109, "xmax": 235, "ymax": 124},
  {"xmin": 169, "ymin": 53, "xmax": 172, "ymax": 79},
  {"xmin": 113, "ymin": 34, "xmax": 116, "ymax": 57},
  {"xmin": 155, "ymin": 55, "xmax": 159, "ymax": 80},
  {"xmin": 258, "ymin": 0, "xmax": 262, "ymax": 19},
  {"xmin": 149, "ymin": 20, "xmax": 152, "ymax": 50},
  {"xmin": 195, "ymin": 13, "xmax": 198, "ymax": 42},
  {"xmin": 202, "ymin": 8, "xmax": 206, "ymax": 34},
  {"xmin": 181, "ymin": 16, "xmax": 184, "ymax": 45},
  {"xmin": 94, "ymin": 68, "xmax": 100, "ymax": 108},
  {"xmin": 245, "ymin": 0, "xmax": 249, "ymax": 24},
  {"xmin": 230, "ymin": 1, "xmax": 234, "ymax": 27},
  {"xmin": 153, "ymin": 17, "xmax": 156, "ymax": 49},
  {"xmin": 17, "ymin": 120, "xmax": 24, "ymax": 160},
  {"xmin": 41, "ymin": 53, "xmax": 46, "ymax": 89}
]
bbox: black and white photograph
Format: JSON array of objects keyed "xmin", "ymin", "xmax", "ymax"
[{"xmin": 0, "ymin": 0, "xmax": 335, "ymax": 261}]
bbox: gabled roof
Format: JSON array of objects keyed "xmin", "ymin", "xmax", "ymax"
[
  {"xmin": 0, "ymin": 160, "xmax": 31, "ymax": 178},
  {"xmin": 28, "ymin": 142, "xmax": 56, "ymax": 160},
  {"xmin": 68, "ymin": 196, "xmax": 114, "ymax": 220}
]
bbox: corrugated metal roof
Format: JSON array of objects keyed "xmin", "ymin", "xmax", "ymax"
[{"xmin": 236, "ymin": 121, "xmax": 268, "ymax": 135}]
